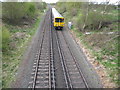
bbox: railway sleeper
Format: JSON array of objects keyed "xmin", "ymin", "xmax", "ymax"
[
  {"xmin": 65, "ymin": 61, "xmax": 76, "ymax": 64},
  {"xmin": 38, "ymin": 62, "xmax": 49, "ymax": 65},
  {"xmin": 37, "ymin": 76, "xmax": 49, "ymax": 79},
  {"xmin": 40, "ymin": 57, "xmax": 49, "ymax": 60},
  {"xmin": 38, "ymin": 65, "xmax": 49, "ymax": 68},
  {"xmin": 35, "ymin": 85, "xmax": 49, "ymax": 88},
  {"xmin": 67, "ymin": 67, "xmax": 78, "ymax": 70},
  {"xmin": 39, "ymin": 59, "xmax": 49, "ymax": 61},
  {"xmin": 36, "ymin": 78, "xmax": 49, "ymax": 81},
  {"xmin": 37, "ymin": 70, "xmax": 49, "ymax": 73},
  {"xmin": 72, "ymin": 82, "xmax": 86, "ymax": 88},
  {"xmin": 36, "ymin": 80, "xmax": 49, "ymax": 84},
  {"xmin": 67, "ymin": 68, "xmax": 77, "ymax": 72},
  {"xmin": 69, "ymin": 71, "xmax": 79, "ymax": 74}
]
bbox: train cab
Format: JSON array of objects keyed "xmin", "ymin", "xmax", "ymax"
[{"xmin": 52, "ymin": 8, "xmax": 64, "ymax": 30}]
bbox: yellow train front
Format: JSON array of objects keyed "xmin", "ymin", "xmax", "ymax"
[{"xmin": 52, "ymin": 8, "xmax": 64, "ymax": 30}]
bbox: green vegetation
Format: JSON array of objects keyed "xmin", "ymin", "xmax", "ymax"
[
  {"xmin": 2, "ymin": 27, "xmax": 10, "ymax": 52},
  {"xmin": 2, "ymin": 2, "xmax": 46, "ymax": 24},
  {"xmin": 2, "ymin": 3, "xmax": 27, "ymax": 24},
  {"xmin": 56, "ymin": 2, "xmax": 119, "ymax": 87},
  {"xmin": 2, "ymin": 2, "xmax": 46, "ymax": 88}
]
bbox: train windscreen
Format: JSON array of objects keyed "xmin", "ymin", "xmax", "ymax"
[{"xmin": 55, "ymin": 18, "xmax": 64, "ymax": 22}]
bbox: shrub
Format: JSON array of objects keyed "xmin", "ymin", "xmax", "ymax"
[
  {"xmin": 76, "ymin": 10, "xmax": 114, "ymax": 30},
  {"xmin": 0, "ymin": 29, "xmax": 2, "ymax": 50},
  {"xmin": 2, "ymin": 2, "xmax": 40, "ymax": 24},
  {"xmin": 2, "ymin": 26, "xmax": 10, "ymax": 52},
  {"xmin": 35, "ymin": 2, "xmax": 46, "ymax": 11},
  {"xmin": 76, "ymin": 13, "xmax": 83, "ymax": 30},
  {"xmin": 2, "ymin": 2, "xmax": 27, "ymax": 24},
  {"xmin": 25, "ymin": 3, "xmax": 37, "ymax": 19},
  {"xmin": 87, "ymin": 11, "xmax": 103, "ymax": 29}
]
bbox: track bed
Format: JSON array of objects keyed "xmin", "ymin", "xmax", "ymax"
[{"xmin": 12, "ymin": 8, "xmax": 102, "ymax": 88}]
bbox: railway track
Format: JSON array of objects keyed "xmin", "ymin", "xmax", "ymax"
[
  {"xmin": 28, "ymin": 9, "xmax": 55, "ymax": 88},
  {"xmin": 28, "ymin": 8, "xmax": 89, "ymax": 89},
  {"xmin": 55, "ymin": 30, "xmax": 89, "ymax": 88}
]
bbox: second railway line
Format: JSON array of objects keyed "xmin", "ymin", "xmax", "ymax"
[{"xmin": 55, "ymin": 30, "xmax": 89, "ymax": 88}]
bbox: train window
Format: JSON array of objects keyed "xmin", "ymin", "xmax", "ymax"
[{"xmin": 55, "ymin": 18, "xmax": 64, "ymax": 22}]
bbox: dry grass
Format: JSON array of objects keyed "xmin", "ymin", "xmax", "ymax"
[
  {"xmin": 83, "ymin": 31, "xmax": 119, "ymax": 87},
  {"xmin": 84, "ymin": 32, "xmax": 118, "ymax": 49},
  {"xmin": 70, "ymin": 28, "xmax": 119, "ymax": 87}
]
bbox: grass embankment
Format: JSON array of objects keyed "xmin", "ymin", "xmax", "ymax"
[
  {"xmin": 72, "ymin": 27, "xmax": 119, "ymax": 87},
  {"xmin": 56, "ymin": 2, "xmax": 119, "ymax": 87},
  {"xmin": 2, "ymin": 12, "xmax": 44, "ymax": 88},
  {"xmin": 72, "ymin": 16, "xmax": 119, "ymax": 88}
]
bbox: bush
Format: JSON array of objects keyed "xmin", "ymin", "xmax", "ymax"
[
  {"xmin": 2, "ymin": 2, "xmax": 40, "ymax": 24},
  {"xmin": 0, "ymin": 30, "xmax": 2, "ymax": 50},
  {"xmin": 2, "ymin": 2, "xmax": 27, "ymax": 24},
  {"xmin": 76, "ymin": 13, "xmax": 83, "ymax": 30},
  {"xmin": 25, "ymin": 3, "xmax": 37, "ymax": 19},
  {"xmin": 76, "ymin": 10, "xmax": 115, "ymax": 30},
  {"xmin": 87, "ymin": 11, "xmax": 102, "ymax": 29},
  {"xmin": 35, "ymin": 2, "xmax": 46, "ymax": 12},
  {"xmin": 2, "ymin": 27, "xmax": 10, "ymax": 52}
]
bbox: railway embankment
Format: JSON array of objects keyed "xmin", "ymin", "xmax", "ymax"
[
  {"xmin": 2, "ymin": 2, "xmax": 119, "ymax": 88},
  {"xmin": 55, "ymin": 2, "xmax": 119, "ymax": 88},
  {"xmin": 2, "ymin": 16, "xmax": 43, "ymax": 88},
  {"xmin": 2, "ymin": 2, "xmax": 47, "ymax": 88},
  {"xmin": 11, "ymin": 7, "xmax": 103, "ymax": 88}
]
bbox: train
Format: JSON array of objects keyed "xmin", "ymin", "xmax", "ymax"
[{"xmin": 52, "ymin": 8, "xmax": 64, "ymax": 30}]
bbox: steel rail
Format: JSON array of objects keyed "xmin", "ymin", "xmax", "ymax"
[
  {"xmin": 50, "ymin": 9, "xmax": 56, "ymax": 89},
  {"xmin": 55, "ymin": 30, "xmax": 72, "ymax": 89},
  {"xmin": 31, "ymin": 10, "xmax": 50, "ymax": 89},
  {"xmin": 32, "ymin": 18, "xmax": 46, "ymax": 89},
  {"xmin": 61, "ymin": 31, "xmax": 89, "ymax": 89},
  {"xmin": 48, "ymin": 9, "xmax": 52, "ymax": 89}
]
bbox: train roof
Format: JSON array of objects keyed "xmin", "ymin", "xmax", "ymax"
[{"xmin": 52, "ymin": 8, "xmax": 63, "ymax": 18}]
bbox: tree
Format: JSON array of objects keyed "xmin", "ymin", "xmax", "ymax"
[
  {"xmin": 98, "ymin": 0, "xmax": 110, "ymax": 29},
  {"xmin": 82, "ymin": 2, "xmax": 89, "ymax": 31},
  {"xmin": 2, "ymin": 2, "xmax": 28, "ymax": 24}
]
